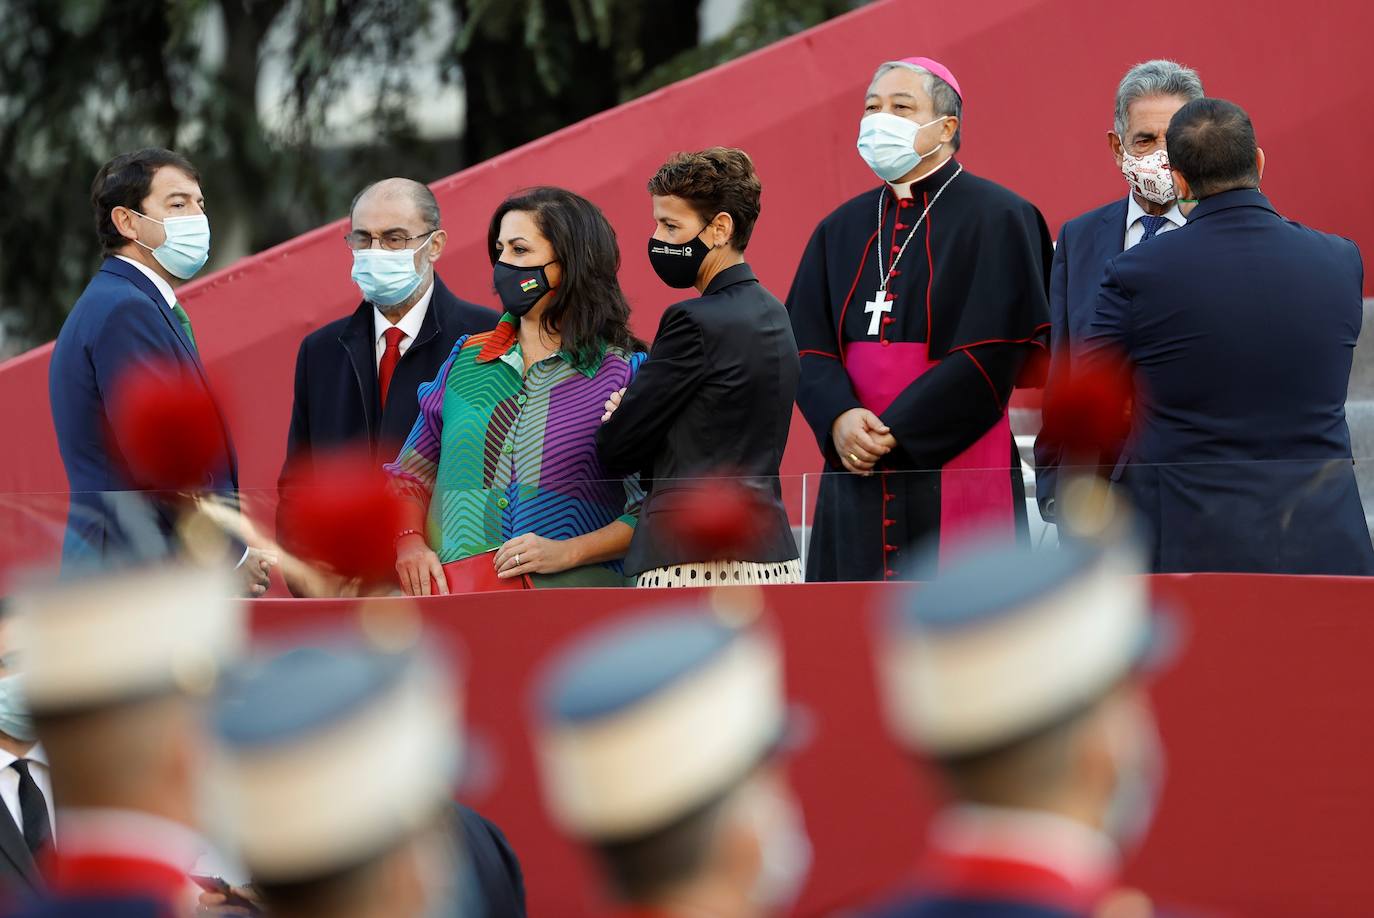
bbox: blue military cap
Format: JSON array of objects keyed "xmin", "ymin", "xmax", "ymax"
[
  {"xmin": 208, "ymin": 642, "xmax": 459, "ymax": 883},
  {"xmin": 880, "ymin": 537, "xmax": 1160, "ymax": 758},
  {"xmin": 534, "ymin": 608, "xmax": 785, "ymax": 840}
]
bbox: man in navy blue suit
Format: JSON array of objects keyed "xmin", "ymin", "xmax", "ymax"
[
  {"xmin": 48, "ymin": 148, "xmax": 272, "ymax": 592},
  {"xmin": 1033, "ymin": 61, "xmax": 1203, "ymax": 520},
  {"xmin": 276, "ymin": 178, "xmax": 493, "ymax": 596},
  {"xmin": 1084, "ymin": 99, "xmax": 1374, "ymax": 575}
]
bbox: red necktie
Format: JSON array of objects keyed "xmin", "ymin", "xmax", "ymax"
[{"xmin": 378, "ymin": 326, "xmax": 406, "ymax": 410}]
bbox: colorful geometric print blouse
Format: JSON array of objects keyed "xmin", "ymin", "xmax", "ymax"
[{"xmin": 385, "ymin": 316, "xmax": 645, "ymax": 570}]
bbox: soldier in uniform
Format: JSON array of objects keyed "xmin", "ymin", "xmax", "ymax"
[
  {"xmin": 870, "ymin": 536, "xmax": 1168, "ymax": 917},
  {"xmin": 7, "ymin": 564, "xmax": 247, "ymax": 918},
  {"xmin": 532, "ymin": 608, "xmax": 812, "ymax": 918},
  {"xmin": 204, "ymin": 640, "xmax": 525, "ymax": 918}
]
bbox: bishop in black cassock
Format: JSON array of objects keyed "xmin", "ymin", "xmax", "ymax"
[{"xmin": 788, "ymin": 57, "xmax": 1051, "ymax": 582}]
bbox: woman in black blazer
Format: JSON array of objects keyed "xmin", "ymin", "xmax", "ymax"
[{"xmin": 596, "ymin": 147, "xmax": 801, "ymax": 586}]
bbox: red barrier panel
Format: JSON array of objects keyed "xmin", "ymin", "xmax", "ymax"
[
  {"xmin": 253, "ymin": 575, "xmax": 1374, "ymax": 918},
  {"xmin": 4, "ymin": 0, "xmax": 1371, "ymax": 578}
]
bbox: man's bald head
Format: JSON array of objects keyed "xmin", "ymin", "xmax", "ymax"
[{"xmin": 350, "ymin": 178, "xmax": 440, "ymax": 233}]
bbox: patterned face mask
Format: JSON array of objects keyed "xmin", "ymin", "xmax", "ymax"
[{"xmin": 1120, "ymin": 148, "xmax": 1177, "ymax": 205}]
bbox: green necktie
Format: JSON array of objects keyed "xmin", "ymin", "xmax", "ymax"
[{"xmin": 171, "ymin": 302, "xmax": 198, "ymax": 355}]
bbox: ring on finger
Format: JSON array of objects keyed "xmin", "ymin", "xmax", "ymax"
[
  {"xmin": 515, "ymin": 552, "xmax": 521, "ymax": 566},
  {"xmin": 849, "ymin": 452, "xmax": 860, "ymax": 464}
]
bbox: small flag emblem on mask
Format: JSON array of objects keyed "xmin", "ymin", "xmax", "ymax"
[{"xmin": 520, "ymin": 278, "xmax": 540, "ymax": 293}]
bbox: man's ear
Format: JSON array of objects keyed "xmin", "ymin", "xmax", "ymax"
[
  {"xmin": 1108, "ymin": 131, "xmax": 1125, "ymax": 167},
  {"xmin": 111, "ymin": 206, "xmax": 141, "ymax": 243},
  {"xmin": 426, "ymin": 229, "xmax": 447, "ymax": 263},
  {"xmin": 1170, "ymin": 169, "xmax": 1194, "ymax": 202},
  {"xmin": 1255, "ymin": 147, "xmax": 1266, "ymax": 183},
  {"xmin": 940, "ymin": 115, "xmax": 959, "ymax": 146},
  {"xmin": 711, "ymin": 212, "xmax": 735, "ymax": 249}
]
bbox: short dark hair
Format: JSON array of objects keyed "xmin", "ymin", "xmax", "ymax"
[
  {"xmin": 592, "ymin": 792, "xmax": 729, "ymax": 902},
  {"xmin": 647, "ymin": 148, "xmax": 762, "ymax": 251},
  {"xmin": 487, "ymin": 187, "xmax": 645, "ymax": 370},
  {"xmin": 90, "ymin": 148, "xmax": 201, "ymax": 255},
  {"xmin": 1166, "ymin": 98, "xmax": 1260, "ymax": 198}
]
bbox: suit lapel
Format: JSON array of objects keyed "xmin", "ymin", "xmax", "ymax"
[
  {"xmin": 338, "ymin": 303, "xmax": 380, "ymax": 446},
  {"xmin": 99, "ymin": 259, "xmax": 204, "ymax": 379},
  {"xmin": 100, "ymin": 258, "xmax": 238, "ymax": 487},
  {"xmin": 0, "ymin": 804, "xmax": 40, "ymax": 890}
]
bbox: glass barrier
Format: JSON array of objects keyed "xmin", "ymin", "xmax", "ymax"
[{"xmin": 4, "ymin": 457, "xmax": 1374, "ymax": 596}]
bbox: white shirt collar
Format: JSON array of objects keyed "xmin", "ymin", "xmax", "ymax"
[
  {"xmin": 372, "ymin": 279, "xmax": 435, "ymax": 348},
  {"xmin": 887, "ymin": 154, "xmax": 958, "ymax": 201},
  {"xmin": 0, "ymin": 743, "xmax": 45, "ymax": 770},
  {"xmin": 1125, "ymin": 194, "xmax": 1185, "ymax": 231},
  {"xmin": 114, "ymin": 254, "xmax": 177, "ymax": 309},
  {"xmin": 930, "ymin": 804, "xmax": 1121, "ymax": 889},
  {"xmin": 56, "ymin": 807, "xmax": 207, "ymax": 872}
]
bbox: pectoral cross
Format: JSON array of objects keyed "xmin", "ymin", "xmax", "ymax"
[{"xmin": 864, "ymin": 291, "xmax": 892, "ymax": 337}]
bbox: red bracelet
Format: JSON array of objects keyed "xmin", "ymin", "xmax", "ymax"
[{"xmin": 394, "ymin": 528, "xmax": 424, "ymax": 548}]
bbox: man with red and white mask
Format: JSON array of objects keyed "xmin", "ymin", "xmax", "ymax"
[{"xmin": 1033, "ymin": 60, "xmax": 1204, "ymax": 522}]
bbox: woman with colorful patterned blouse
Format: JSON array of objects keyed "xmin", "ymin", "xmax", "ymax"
[{"xmin": 387, "ymin": 187, "xmax": 646, "ymax": 595}]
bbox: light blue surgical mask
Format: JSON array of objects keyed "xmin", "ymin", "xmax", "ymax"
[
  {"xmin": 352, "ymin": 233, "xmax": 436, "ymax": 307},
  {"xmin": 857, "ymin": 112, "xmax": 950, "ymax": 182},
  {"xmin": 0, "ymin": 674, "xmax": 36, "ymax": 743},
  {"xmin": 132, "ymin": 210, "xmax": 212, "ymax": 279}
]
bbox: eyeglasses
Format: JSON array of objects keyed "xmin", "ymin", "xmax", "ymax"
[{"xmin": 344, "ymin": 229, "xmax": 437, "ymax": 251}]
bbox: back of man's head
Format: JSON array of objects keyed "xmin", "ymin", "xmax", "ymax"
[
  {"xmin": 1166, "ymin": 97, "xmax": 1260, "ymax": 199},
  {"xmin": 37, "ymin": 695, "xmax": 201, "ymax": 819}
]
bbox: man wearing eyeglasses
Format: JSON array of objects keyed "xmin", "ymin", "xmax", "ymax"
[{"xmin": 276, "ymin": 178, "xmax": 495, "ymax": 596}]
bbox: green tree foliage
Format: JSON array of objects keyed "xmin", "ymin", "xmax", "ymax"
[{"xmin": 0, "ymin": 0, "xmax": 860, "ymax": 354}]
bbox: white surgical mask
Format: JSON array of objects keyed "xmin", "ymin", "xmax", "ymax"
[
  {"xmin": 351, "ymin": 233, "xmax": 435, "ymax": 307},
  {"xmin": 131, "ymin": 211, "xmax": 212, "ymax": 279},
  {"xmin": 0, "ymin": 674, "xmax": 36, "ymax": 743},
  {"xmin": 857, "ymin": 112, "xmax": 949, "ymax": 182},
  {"xmin": 1120, "ymin": 148, "xmax": 1177, "ymax": 206}
]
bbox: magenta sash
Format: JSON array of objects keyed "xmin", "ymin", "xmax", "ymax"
[{"xmin": 846, "ymin": 342, "xmax": 1014, "ymax": 566}]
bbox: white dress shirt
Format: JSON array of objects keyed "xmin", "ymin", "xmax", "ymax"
[
  {"xmin": 372, "ymin": 282, "xmax": 434, "ymax": 368},
  {"xmin": 1124, "ymin": 195, "xmax": 1185, "ymax": 249},
  {"xmin": 114, "ymin": 254, "xmax": 177, "ymax": 308},
  {"xmin": 0, "ymin": 744, "xmax": 56, "ymax": 844}
]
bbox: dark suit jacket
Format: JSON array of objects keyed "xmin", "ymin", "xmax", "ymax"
[
  {"xmin": 276, "ymin": 277, "xmax": 494, "ymax": 560},
  {"xmin": 866, "ymin": 897, "xmax": 1077, "ymax": 918},
  {"xmin": 1032, "ymin": 198, "xmax": 1129, "ymax": 517},
  {"xmin": 596, "ymin": 263, "xmax": 800, "ymax": 575},
  {"xmin": 48, "ymin": 257, "xmax": 238, "ymax": 570},
  {"xmin": 0, "ymin": 807, "xmax": 41, "ymax": 909},
  {"xmin": 1083, "ymin": 189, "xmax": 1374, "ymax": 574},
  {"xmin": 453, "ymin": 803, "xmax": 526, "ymax": 918}
]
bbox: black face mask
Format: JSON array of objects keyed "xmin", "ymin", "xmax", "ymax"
[
  {"xmin": 493, "ymin": 260, "xmax": 556, "ymax": 317},
  {"xmin": 647, "ymin": 230, "xmax": 710, "ymax": 289}
]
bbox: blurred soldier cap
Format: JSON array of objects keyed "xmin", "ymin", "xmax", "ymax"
[
  {"xmin": 535, "ymin": 608, "xmax": 785, "ymax": 841},
  {"xmin": 208, "ymin": 642, "xmax": 459, "ymax": 884},
  {"xmin": 880, "ymin": 537, "xmax": 1165, "ymax": 759},
  {"xmin": 9, "ymin": 563, "xmax": 244, "ymax": 713}
]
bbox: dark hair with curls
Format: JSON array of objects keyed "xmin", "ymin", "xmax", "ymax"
[
  {"xmin": 646, "ymin": 147, "xmax": 762, "ymax": 251},
  {"xmin": 91, "ymin": 148, "xmax": 200, "ymax": 255},
  {"xmin": 487, "ymin": 187, "xmax": 644, "ymax": 370}
]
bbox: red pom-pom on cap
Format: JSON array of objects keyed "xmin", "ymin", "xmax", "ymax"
[
  {"xmin": 1039, "ymin": 353, "xmax": 1135, "ymax": 460},
  {"xmin": 658, "ymin": 476, "xmax": 772, "ymax": 562},
  {"xmin": 106, "ymin": 360, "xmax": 228, "ymax": 491},
  {"xmin": 278, "ymin": 449, "xmax": 407, "ymax": 585}
]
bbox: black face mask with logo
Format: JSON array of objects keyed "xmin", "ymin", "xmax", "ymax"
[
  {"xmin": 493, "ymin": 260, "xmax": 556, "ymax": 317},
  {"xmin": 647, "ymin": 229, "xmax": 710, "ymax": 289}
]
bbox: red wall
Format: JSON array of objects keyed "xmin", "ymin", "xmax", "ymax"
[
  {"xmin": 3, "ymin": 0, "xmax": 1372, "ymax": 577},
  {"xmin": 253, "ymin": 575, "xmax": 1374, "ymax": 917}
]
